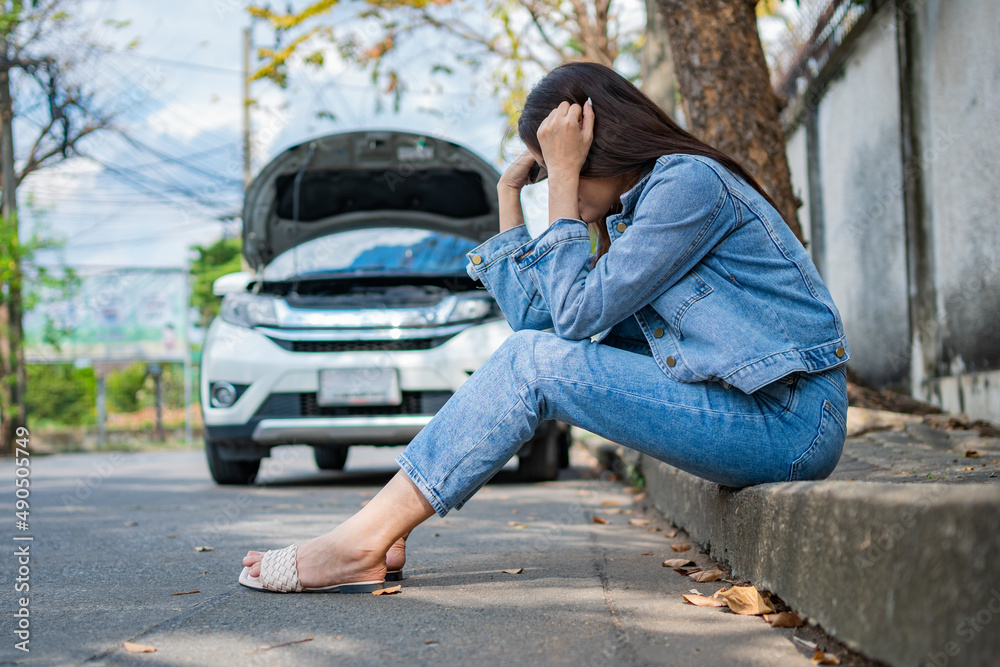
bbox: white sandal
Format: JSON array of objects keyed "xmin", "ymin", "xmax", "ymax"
[{"xmin": 238, "ymin": 544, "xmax": 385, "ymax": 594}]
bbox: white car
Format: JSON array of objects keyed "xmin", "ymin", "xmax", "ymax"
[{"xmin": 200, "ymin": 130, "xmax": 570, "ymax": 485}]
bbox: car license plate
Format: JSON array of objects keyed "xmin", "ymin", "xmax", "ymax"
[{"xmin": 318, "ymin": 368, "xmax": 402, "ymax": 407}]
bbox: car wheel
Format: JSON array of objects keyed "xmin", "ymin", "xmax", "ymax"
[
  {"xmin": 205, "ymin": 439, "xmax": 261, "ymax": 485},
  {"xmin": 314, "ymin": 445, "xmax": 349, "ymax": 471},
  {"xmin": 518, "ymin": 421, "xmax": 561, "ymax": 482}
]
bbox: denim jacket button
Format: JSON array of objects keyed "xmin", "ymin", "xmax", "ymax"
[
  {"xmin": 471, "ymin": 254, "xmax": 483, "ymax": 265},
  {"xmin": 653, "ymin": 327, "xmax": 664, "ymax": 338},
  {"xmin": 666, "ymin": 356, "xmax": 676, "ymax": 367},
  {"xmin": 616, "ymin": 222, "xmax": 627, "ymax": 233},
  {"xmin": 836, "ymin": 346, "xmax": 845, "ymax": 358}
]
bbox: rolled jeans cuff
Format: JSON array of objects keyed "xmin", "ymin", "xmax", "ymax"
[{"xmin": 395, "ymin": 453, "xmax": 451, "ymax": 517}]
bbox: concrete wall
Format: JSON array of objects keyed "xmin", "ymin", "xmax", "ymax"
[
  {"xmin": 784, "ymin": 125, "xmax": 811, "ymax": 248},
  {"xmin": 812, "ymin": 14, "xmax": 910, "ymax": 388},
  {"xmin": 784, "ymin": 0, "xmax": 1000, "ymax": 419},
  {"xmin": 920, "ymin": 0, "xmax": 1000, "ymax": 376}
]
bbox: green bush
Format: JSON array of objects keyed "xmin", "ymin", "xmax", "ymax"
[
  {"xmin": 106, "ymin": 362, "xmax": 148, "ymax": 413},
  {"xmin": 26, "ymin": 364, "xmax": 96, "ymax": 426}
]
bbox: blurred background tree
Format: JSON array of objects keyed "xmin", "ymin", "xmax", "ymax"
[
  {"xmin": 189, "ymin": 237, "xmax": 242, "ymax": 328},
  {"xmin": 0, "ymin": 0, "xmax": 126, "ymax": 452}
]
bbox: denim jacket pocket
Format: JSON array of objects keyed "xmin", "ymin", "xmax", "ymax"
[{"xmin": 662, "ymin": 270, "xmax": 713, "ymax": 340}]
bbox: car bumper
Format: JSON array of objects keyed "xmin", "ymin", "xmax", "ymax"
[{"xmin": 200, "ymin": 317, "xmax": 512, "ymax": 447}]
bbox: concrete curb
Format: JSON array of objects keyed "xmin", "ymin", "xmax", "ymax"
[{"xmin": 640, "ymin": 453, "xmax": 1000, "ymax": 667}]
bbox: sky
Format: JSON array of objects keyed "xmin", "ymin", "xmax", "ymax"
[
  {"xmin": 20, "ymin": 0, "xmax": 525, "ymax": 272},
  {"xmin": 18, "ymin": 0, "xmax": 792, "ymax": 274}
]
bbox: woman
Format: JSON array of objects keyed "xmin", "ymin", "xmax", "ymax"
[{"xmin": 239, "ymin": 62, "xmax": 850, "ymax": 593}]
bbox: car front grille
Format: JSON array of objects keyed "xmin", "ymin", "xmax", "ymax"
[
  {"xmin": 267, "ymin": 336, "xmax": 456, "ymax": 353},
  {"xmin": 253, "ymin": 391, "xmax": 453, "ymax": 418}
]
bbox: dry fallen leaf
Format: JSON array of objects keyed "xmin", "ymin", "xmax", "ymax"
[
  {"xmin": 601, "ymin": 500, "xmax": 621, "ymax": 507},
  {"xmin": 670, "ymin": 544, "xmax": 692, "ymax": 552},
  {"xmin": 502, "ymin": 568, "xmax": 524, "ymax": 574},
  {"xmin": 690, "ymin": 569, "xmax": 724, "ymax": 582},
  {"xmin": 628, "ymin": 519, "xmax": 651, "ymax": 526},
  {"xmin": 194, "ymin": 546, "xmax": 213, "ymax": 552},
  {"xmin": 171, "ymin": 590, "xmax": 200, "ymax": 596},
  {"xmin": 640, "ymin": 551, "xmax": 654, "ymax": 556},
  {"xmin": 425, "ymin": 639, "xmax": 438, "ymax": 645},
  {"xmin": 964, "ymin": 466, "xmax": 976, "ymax": 471},
  {"xmin": 633, "ymin": 492, "xmax": 648, "ymax": 502},
  {"xmin": 717, "ymin": 585, "xmax": 775, "ymax": 615},
  {"xmin": 811, "ymin": 650, "xmax": 841, "ymax": 665},
  {"xmin": 682, "ymin": 593, "xmax": 728, "ymax": 607},
  {"xmin": 592, "ymin": 516, "xmax": 609, "ymax": 524},
  {"xmin": 372, "ymin": 585, "xmax": 402, "ymax": 595},
  {"xmin": 123, "ymin": 642, "xmax": 156, "ymax": 653},
  {"xmin": 763, "ymin": 611, "xmax": 804, "ymax": 627},
  {"xmin": 674, "ymin": 567, "xmax": 701, "ymax": 575},
  {"xmin": 600, "ymin": 508, "xmax": 623, "ymax": 515},
  {"xmin": 965, "ymin": 450, "xmax": 981, "ymax": 458},
  {"xmin": 664, "ymin": 529, "xmax": 678, "ymax": 538},
  {"xmin": 662, "ymin": 558, "xmax": 695, "ymax": 567}
]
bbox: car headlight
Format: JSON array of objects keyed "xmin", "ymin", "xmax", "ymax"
[
  {"xmin": 445, "ymin": 296, "xmax": 496, "ymax": 323},
  {"xmin": 220, "ymin": 294, "xmax": 278, "ymax": 328}
]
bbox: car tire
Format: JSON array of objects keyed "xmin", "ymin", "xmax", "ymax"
[
  {"xmin": 518, "ymin": 421, "xmax": 561, "ymax": 482},
  {"xmin": 314, "ymin": 445, "xmax": 350, "ymax": 471},
  {"xmin": 205, "ymin": 439, "xmax": 261, "ymax": 485},
  {"xmin": 557, "ymin": 423, "xmax": 573, "ymax": 469}
]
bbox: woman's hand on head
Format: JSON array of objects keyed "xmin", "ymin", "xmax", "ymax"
[
  {"xmin": 498, "ymin": 150, "xmax": 538, "ymax": 193},
  {"xmin": 536, "ymin": 100, "xmax": 594, "ymax": 179}
]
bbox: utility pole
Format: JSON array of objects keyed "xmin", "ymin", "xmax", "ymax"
[
  {"xmin": 240, "ymin": 24, "xmax": 253, "ymax": 274},
  {"xmin": 0, "ymin": 3, "xmax": 26, "ymax": 453},
  {"xmin": 242, "ymin": 26, "xmax": 252, "ymax": 187}
]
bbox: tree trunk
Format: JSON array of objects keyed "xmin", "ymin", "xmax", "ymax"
[
  {"xmin": 655, "ymin": 0, "xmax": 802, "ymax": 241},
  {"xmin": 640, "ymin": 0, "xmax": 677, "ymax": 116},
  {"xmin": 0, "ymin": 59, "xmax": 25, "ymax": 456}
]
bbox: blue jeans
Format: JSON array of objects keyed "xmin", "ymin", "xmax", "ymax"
[{"xmin": 396, "ymin": 329, "xmax": 848, "ymax": 517}]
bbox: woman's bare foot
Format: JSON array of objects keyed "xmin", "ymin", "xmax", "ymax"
[
  {"xmin": 242, "ymin": 530, "xmax": 386, "ymax": 588},
  {"xmin": 241, "ymin": 471, "xmax": 434, "ymax": 588},
  {"xmin": 385, "ymin": 535, "xmax": 407, "ymax": 572}
]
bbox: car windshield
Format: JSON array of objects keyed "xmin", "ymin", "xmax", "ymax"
[{"xmin": 261, "ymin": 227, "xmax": 479, "ymax": 282}]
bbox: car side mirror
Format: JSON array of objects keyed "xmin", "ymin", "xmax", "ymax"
[{"xmin": 212, "ymin": 271, "xmax": 252, "ymax": 297}]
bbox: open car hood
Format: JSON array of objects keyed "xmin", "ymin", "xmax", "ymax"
[{"xmin": 242, "ymin": 130, "xmax": 502, "ymax": 271}]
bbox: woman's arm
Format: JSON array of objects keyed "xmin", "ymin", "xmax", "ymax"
[
  {"xmin": 463, "ymin": 152, "xmax": 555, "ymax": 331},
  {"xmin": 513, "ymin": 155, "xmax": 732, "ymax": 340},
  {"xmin": 497, "ymin": 151, "xmax": 533, "ymax": 232}
]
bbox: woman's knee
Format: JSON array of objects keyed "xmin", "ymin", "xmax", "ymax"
[{"xmin": 491, "ymin": 329, "xmax": 567, "ymax": 386}]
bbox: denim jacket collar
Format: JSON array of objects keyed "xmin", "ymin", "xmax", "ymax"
[{"xmin": 612, "ymin": 160, "xmax": 659, "ymax": 224}]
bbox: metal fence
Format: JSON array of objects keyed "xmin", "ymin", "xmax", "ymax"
[{"xmin": 764, "ymin": 0, "xmax": 878, "ymax": 104}]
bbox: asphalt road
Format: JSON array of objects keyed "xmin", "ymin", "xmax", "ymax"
[{"xmin": 1, "ymin": 444, "xmax": 831, "ymax": 666}]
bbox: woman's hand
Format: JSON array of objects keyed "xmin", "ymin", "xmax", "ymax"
[
  {"xmin": 538, "ymin": 99, "xmax": 593, "ymax": 224},
  {"xmin": 536, "ymin": 100, "xmax": 593, "ymax": 180},
  {"xmin": 498, "ymin": 150, "xmax": 538, "ymax": 193},
  {"xmin": 497, "ymin": 151, "xmax": 537, "ymax": 232}
]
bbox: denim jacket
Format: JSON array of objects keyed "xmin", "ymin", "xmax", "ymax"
[{"xmin": 465, "ymin": 153, "xmax": 850, "ymax": 394}]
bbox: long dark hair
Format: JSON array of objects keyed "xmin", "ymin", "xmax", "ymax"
[{"xmin": 516, "ymin": 61, "xmax": 780, "ymax": 259}]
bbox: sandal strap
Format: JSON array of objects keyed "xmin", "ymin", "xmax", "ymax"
[{"xmin": 259, "ymin": 544, "xmax": 303, "ymax": 592}]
